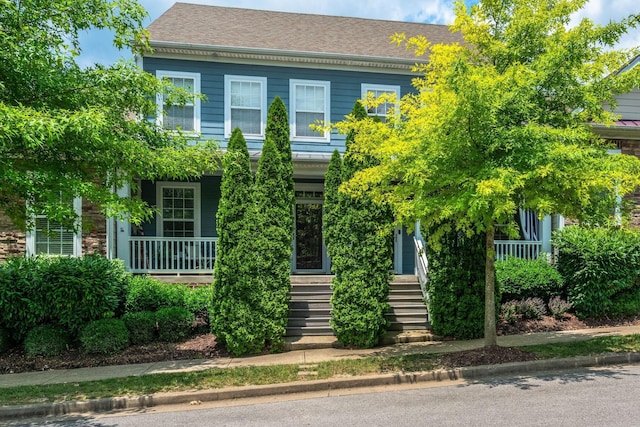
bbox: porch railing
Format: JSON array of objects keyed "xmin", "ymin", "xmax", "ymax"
[
  {"xmin": 494, "ymin": 240, "xmax": 542, "ymax": 261},
  {"xmin": 129, "ymin": 237, "xmax": 218, "ymax": 274}
]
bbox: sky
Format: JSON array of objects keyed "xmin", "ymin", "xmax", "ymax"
[{"xmin": 77, "ymin": 0, "xmax": 640, "ymax": 68}]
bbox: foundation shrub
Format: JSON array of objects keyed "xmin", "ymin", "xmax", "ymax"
[
  {"xmin": 80, "ymin": 318, "xmax": 129, "ymax": 355},
  {"xmin": 553, "ymin": 226, "xmax": 640, "ymax": 318},
  {"xmin": 24, "ymin": 324, "xmax": 71, "ymax": 357},
  {"xmin": 496, "ymin": 256, "xmax": 564, "ymax": 302},
  {"xmin": 125, "ymin": 276, "xmax": 187, "ymax": 313},
  {"xmin": 548, "ymin": 296, "xmax": 572, "ymax": 319},
  {"xmin": 155, "ymin": 306, "xmax": 194, "ymax": 342},
  {"xmin": 122, "ymin": 311, "xmax": 157, "ymax": 345},
  {"xmin": 0, "ymin": 255, "xmax": 129, "ymax": 341}
]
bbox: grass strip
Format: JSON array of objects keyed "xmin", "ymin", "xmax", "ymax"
[
  {"xmin": 1, "ymin": 334, "xmax": 639, "ymax": 407},
  {"xmin": 523, "ymin": 334, "xmax": 640, "ymax": 359}
]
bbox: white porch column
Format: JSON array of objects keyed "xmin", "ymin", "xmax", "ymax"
[
  {"xmin": 116, "ymin": 183, "xmax": 131, "ymax": 269},
  {"xmin": 541, "ymin": 215, "xmax": 552, "ymax": 253}
]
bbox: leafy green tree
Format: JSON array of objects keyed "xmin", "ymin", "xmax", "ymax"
[
  {"xmin": 329, "ymin": 101, "xmax": 393, "ymax": 348},
  {"xmin": 243, "ymin": 137, "xmax": 291, "ymax": 353},
  {"xmin": 0, "ymin": 0, "xmax": 217, "ymax": 229},
  {"xmin": 335, "ymin": 0, "xmax": 640, "ymax": 347},
  {"xmin": 211, "ymin": 128, "xmax": 256, "ymax": 354}
]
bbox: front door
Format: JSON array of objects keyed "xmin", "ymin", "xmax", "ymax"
[{"xmin": 293, "ymin": 184, "xmax": 328, "ymax": 273}]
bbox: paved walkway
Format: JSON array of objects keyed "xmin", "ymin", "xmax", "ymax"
[{"xmin": 2, "ymin": 324, "xmax": 640, "ymax": 389}]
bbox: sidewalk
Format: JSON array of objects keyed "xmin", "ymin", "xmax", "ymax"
[{"xmin": 2, "ymin": 325, "xmax": 640, "ymax": 419}]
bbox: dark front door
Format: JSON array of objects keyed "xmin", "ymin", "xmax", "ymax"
[{"xmin": 293, "ymin": 186, "xmax": 327, "ymax": 273}]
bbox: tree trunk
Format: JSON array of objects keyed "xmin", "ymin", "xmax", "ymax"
[{"xmin": 484, "ymin": 225, "xmax": 497, "ymax": 347}]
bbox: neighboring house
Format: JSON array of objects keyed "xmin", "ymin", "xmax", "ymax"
[
  {"xmin": 0, "ymin": 3, "xmax": 573, "ymax": 269},
  {"xmin": 591, "ymin": 56, "xmax": 640, "ymax": 227}
]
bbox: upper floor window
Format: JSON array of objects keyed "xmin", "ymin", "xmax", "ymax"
[
  {"xmin": 26, "ymin": 198, "xmax": 82, "ymax": 257},
  {"xmin": 224, "ymin": 75, "xmax": 267, "ymax": 138},
  {"xmin": 290, "ymin": 79, "xmax": 330, "ymax": 142},
  {"xmin": 156, "ymin": 182, "xmax": 201, "ymax": 237},
  {"xmin": 361, "ymin": 84, "xmax": 400, "ymax": 122},
  {"xmin": 156, "ymin": 71, "xmax": 201, "ymax": 133}
]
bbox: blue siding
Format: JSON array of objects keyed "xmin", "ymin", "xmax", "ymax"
[
  {"xmin": 144, "ymin": 58, "xmax": 414, "ymax": 154},
  {"xmin": 140, "ymin": 177, "xmax": 220, "ymax": 238}
]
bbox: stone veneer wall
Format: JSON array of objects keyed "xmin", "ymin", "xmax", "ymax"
[
  {"xmin": 0, "ymin": 211, "xmax": 26, "ymax": 262},
  {"xmin": 0, "ymin": 201, "xmax": 107, "ymax": 263}
]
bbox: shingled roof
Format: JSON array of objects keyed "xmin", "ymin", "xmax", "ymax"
[{"xmin": 147, "ymin": 3, "xmax": 461, "ymax": 68}]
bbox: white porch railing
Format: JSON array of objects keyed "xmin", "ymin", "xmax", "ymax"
[
  {"xmin": 128, "ymin": 237, "xmax": 218, "ymax": 274},
  {"xmin": 494, "ymin": 240, "xmax": 542, "ymax": 261}
]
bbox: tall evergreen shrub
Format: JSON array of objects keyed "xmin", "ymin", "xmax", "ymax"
[
  {"xmin": 323, "ymin": 149, "xmax": 343, "ymax": 255},
  {"xmin": 266, "ymin": 96, "xmax": 294, "ymax": 202},
  {"xmin": 328, "ymin": 101, "xmax": 393, "ymax": 348},
  {"xmin": 211, "ymin": 128, "xmax": 255, "ymax": 352},
  {"xmin": 240, "ymin": 137, "xmax": 292, "ymax": 352},
  {"xmin": 426, "ymin": 226, "xmax": 488, "ymax": 339}
]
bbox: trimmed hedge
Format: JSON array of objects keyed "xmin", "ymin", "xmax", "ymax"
[
  {"xmin": 122, "ymin": 311, "xmax": 157, "ymax": 345},
  {"xmin": 156, "ymin": 306, "xmax": 194, "ymax": 342},
  {"xmin": 496, "ymin": 256, "xmax": 564, "ymax": 302},
  {"xmin": 80, "ymin": 318, "xmax": 129, "ymax": 355},
  {"xmin": 125, "ymin": 276, "xmax": 188, "ymax": 313},
  {"xmin": 553, "ymin": 226, "xmax": 640, "ymax": 318},
  {"xmin": 0, "ymin": 255, "xmax": 129, "ymax": 341},
  {"xmin": 24, "ymin": 324, "xmax": 71, "ymax": 357}
]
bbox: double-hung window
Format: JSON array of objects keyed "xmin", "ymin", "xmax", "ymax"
[
  {"xmin": 156, "ymin": 71, "xmax": 201, "ymax": 133},
  {"xmin": 156, "ymin": 182, "xmax": 201, "ymax": 237},
  {"xmin": 26, "ymin": 198, "xmax": 82, "ymax": 256},
  {"xmin": 224, "ymin": 75, "xmax": 267, "ymax": 138},
  {"xmin": 290, "ymin": 79, "xmax": 330, "ymax": 142},
  {"xmin": 361, "ymin": 84, "xmax": 400, "ymax": 122}
]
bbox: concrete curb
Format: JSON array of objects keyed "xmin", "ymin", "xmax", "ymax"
[{"xmin": 2, "ymin": 352, "xmax": 640, "ymax": 420}]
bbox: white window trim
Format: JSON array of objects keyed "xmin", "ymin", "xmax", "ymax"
[
  {"xmin": 26, "ymin": 197, "xmax": 83, "ymax": 257},
  {"xmin": 224, "ymin": 75, "xmax": 267, "ymax": 139},
  {"xmin": 156, "ymin": 182, "xmax": 201, "ymax": 237},
  {"xmin": 156, "ymin": 70, "xmax": 201, "ymax": 133},
  {"xmin": 361, "ymin": 83, "xmax": 401, "ymax": 119},
  {"xmin": 290, "ymin": 79, "xmax": 331, "ymax": 142}
]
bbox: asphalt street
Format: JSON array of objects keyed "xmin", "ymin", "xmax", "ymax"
[{"xmin": 7, "ymin": 364, "xmax": 640, "ymax": 427}]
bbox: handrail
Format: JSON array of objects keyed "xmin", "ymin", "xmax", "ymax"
[
  {"xmin": 413, "ymin": 235, "xmax": 429, "ymax": 306},
  {"xmin": 128, "ymin": 237, "xmax": 218, "ymax": 274}
]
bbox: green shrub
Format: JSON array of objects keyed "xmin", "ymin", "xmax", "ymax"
[
  {"xmin": 156, "ymin": 306, "xmax": 194, "ymax": 342},
  {"xmin": 426, "ymin": 227, "xmax": 492, "ymax": 340},
  {"xmin": 516, "ymin": 297, "xmax": 547, "ymax": 320},
  {"xmin": 548, "ymin": 296, "xmax": 572, "ymax": 319},
  {"xmin": 553, "ymin": 226, "xmax": 640, "ymax": 318},
  {"xmin": 608, "ymin": 288, "xmax": 640, "ymax": 317},
  {"xmin": 500, "ymin": 301, "xmax": 519, "ymax": 325},
  {"xmin": 122, "ymin": 311, "xmax": 156, "ymax": 345},
  {"xmin": 327, "ymin": 101, "xmax": 393, "ymax": 348},
  {"xmin": 125, "ymin": 276, "xmax": 187, "ymax": 313},
  {"xmin": 24, "ymin": 324, "xmax": 71, "ymax": 357},
  {"xmin": 496, "ymin": 256, "xmax": 564, "ymax": 302},
  {"xmin": 0, "ymin": 255, "xmax": 129, "ymax": 341},
  {"xmin": 80, "ymin": 318, "xmax": 129, "ymax": 355},
  {"xmin": 184, "ymin": 285, "xmax": 212, "ymax": 333},
  {"xmin": 0, "ymin": 257, "xmax": 47, "ymax": 341},
  {"xmin": 0, "ymin": 327, "xmax": 13, "ymax": 354}
]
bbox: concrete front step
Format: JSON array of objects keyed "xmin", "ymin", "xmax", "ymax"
[
  {"xmin": 284, "ymin": 330, "xmax": 441, "ymax": 350},
  {"xmin": 287, "ymin": 275, "xmax": 428, "ymax": 337}
]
